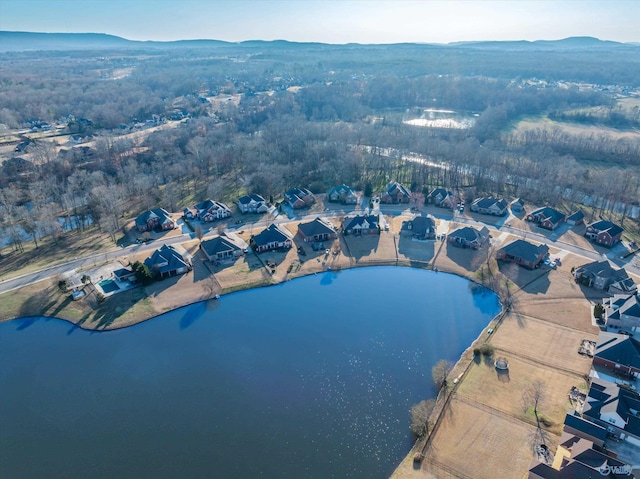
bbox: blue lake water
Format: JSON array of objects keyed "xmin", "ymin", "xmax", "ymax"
[{"xmin": 0, "ymin": 266, "xmax": 500, "ymax": 479}]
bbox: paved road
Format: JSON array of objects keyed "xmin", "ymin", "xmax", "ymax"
[{"xmin": 1, "ymin": 204, "xmax": 638, "ymax": 296}]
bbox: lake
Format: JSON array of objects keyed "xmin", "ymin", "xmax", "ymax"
[{"xmin": 0, "ymin": 266, "xmax": 501, "ymax": 479}]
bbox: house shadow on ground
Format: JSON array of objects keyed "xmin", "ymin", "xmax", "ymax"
[
  {"xmin": 86, "ymin": 286, "xmax": 148, "ymax": 330},
  {"xmin": 498, "ymin": 261, "xmax": 551, "ymax": 295},
  {"xmin": 397, "ymin": 234, "xmax": 435, "ymax": 264},
  {"xmin": 342, "ymin": 234, "xmax": 380, "ymax": 262},
  {"xmin": 445, "ymin": 244, "xmax": 488, "ymax": 273}
]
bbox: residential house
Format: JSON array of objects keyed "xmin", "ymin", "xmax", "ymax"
[
  {"xmin": 528, "ymin": 433, "xmax": 632, "ymax": 479},
  {"xmin": 251, "ymin": 224, "xmax": 293, "ymax": 252},
  {"xmin": 447, "ymin": 226, "xmax": 490, "ymax": 249},
  {"xmin": 327, "ymin": 184, "xmax": 358, "ymax": 204},
  {"xmin": 510, "ymin": 198, "xmax": 525, "ymax": 214},
  {"xmin": 144, "ymin": 244, "xmax": 192, "ymax": 279},
  {"xmin": 343, "ymin": 215, "xmax": 380, "ymax": 235},
  {"xmin": 526, "ymin": 206, "xmax": 566, "ymax": 230},
  {"xmin": 593, "ymin": 332, "xmax": 640, "ymax": 379},
  {"xmin": 200, "ymin": 232, "xmax": 248, "ymax": 263},
  {"xmin": 470, "ymin": 197, "xmax": 508, "ymax": 216},
  {"xmin": 284, "ymin": 188, "xmax": 315, "ymax": 209},
  {"xmin": 402, "ymin": 215, "xmax": 436, "ymax": 240},
  {"xmin": 585, "ymin": 220, "xmax": 624, "ymax": 247},
  {"xmin": 237, "ymin": 194, "xmax": 269, "ymax": 214},
  {"xmin": 582, "ymin": 377, "xmax": 640, "ymax": 444},
  {"xmin": 184, "ymin": 199, "xmax": 232, "ymax": 222},
  {"xmin": 427, "ymin": 188, "xmax": 456, "ymax": 209},
  {"xmin": 566, "ymin": 210, "xmax": 585, "ymax": 226},
  {"xmin": 573, "ymin": 260, "xmax": 631, "ymax": 291},
  {"xmin": 297, "ymin": 217, "xmax": 337, "ymax": 243},
  {"xmin": 496, "ymin": 239, "xmax": 549, "ymax": 269},
  {"xmin": 113, "ymin": 267, "xmax": 135, "ymax": 282},
  {"xmin": 562, "ymin": 412, "xmax": 607, "ymax": 448},
  {"xmin": 604, "ymin": 293, "xmax": 640, "ymax": 332},
  {"xmin": 380, "ymin": 181, "xmax": 411, "ymax": 204},
  {"xmin": 135, "ymin": 208, "xmax": 175, "ymax": 232}
]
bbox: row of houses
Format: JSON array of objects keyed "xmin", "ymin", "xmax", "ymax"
[{"xmin": 529, "ymin": 329, "xmax": 640, "ymax": 478}]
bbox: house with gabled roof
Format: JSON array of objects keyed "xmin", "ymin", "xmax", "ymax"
[
  {"xmin": 427, "ymin": 187, "xmax": 456, "ymax": 209},
  {"xmin": 401, "ymin": 215, "xmax": 436, "ymax": 240},
  {"xmin": 566, "ymin": 210, "xmax": 585, "ymax": 226},
  {"xmin": 380, "ymin": 181, "xmax": 410, "ymax": 204},
  {"xmin": 470, "ymin": 197, "xmax": 508, "ymax": 216},
  {"xmin": 251, "ymin": 224, "xmax": 293, "ymax": 252},
  {"xmin": 135, "ymin": 208, "xmax": 175, "ymax": 232},
  {"xmin": 297, "ymin": 217, "xmax": 337, "ymax": 243},
  {"xmin": 585, "ymin": 220, "xmax": 624, "ymax": 247},
  {"xmin": 582, "ymin": 377, "xmax": 640, "ymax": 443},
  {"xmin": 527, "ymin": 206, "xmax": 566, "ymax": 230},
  {"xmin": 573, "ymin": 260, "xmax": 632, "ymax": 291},
  {"xmin": 496, "ymin": 239, "xmax": 549, "ymax": 269},
  {"xmin": 604, "ymin": 293, "xmax": 640, "ymax": 332},
  {"xmin": 237, "ymin": 194, "xmax": 269, "ymax": 214},
  {"xmin": 562, "ymin": 412, "xmax": 607, "ymax": 448},
  {"xmin": 447, "ymin": 226, "xmax": 490, "ymax": 249},
  {"xmin": 327, "ymin": 184, "xmax": 358, "ymax": 204},
  {"xmin": 200, "ymin": 232, "xmax": 248, "ymax": 263},
  {"xmin": 593, "ymin": 331, "xmax": 640, "ymax": 379},
  {"xmin": 343, "ymin": 215, "xmax": 379, "ymax": 235},
  {"xmin": 184, "ymin": 199, "xmax": 232, "ymax": 222},
  {"xmin": 510, "ymin": 198, "xmax": 525, "ymax": 214},
  {"xmin": 284, "ymin": 188, "xmax": 315, "ymax": 209},
  {"xmin": 144, "ymin": 244, "xmax": 192, "ymax": 278}
]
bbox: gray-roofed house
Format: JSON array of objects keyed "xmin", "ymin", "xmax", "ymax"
[
  {"xmin": 284, "ymin": 188, "xmax": 315, "ymax": 209},
  {"xmin": 582, "ymin": 377, "xmax": 640, "ymax": 442},
  {"xmin": 251, "ymin": 224, "xmax": 293, "ymax": 252},
  {"xmin": 470, "ymin": 197, "xmax": 508, "ymax": 216},
  {"xmin": 402, "ymin": 215, "xmax": 436, "ymax": 240},
  {"xmin": 237, "ymin": 194, "xmax": 269, "ymax": 214},
  {"xmin": 135, "ymin": 208, "xmax": 175, "ymax": 232},
  {"xmin": 496, "ymin": 239, "xmax": 549, "ymax": 269},
  {"xmin": 297, "ymin": 217, "xmax": 337, "ymax": 243},
  {"xmin": 562, "ymin": 412, "xmax": 607, "ymax": 448},
  {"xmin": 585, "ymin": 220, "xmax": 624, "ymax": 247},
  {"xmin": 144, "ymin": 244, "xmax": 192, "ymax": 279},
  {"xmin": 427, "ymin": 187, "xmax": 456, "ymax": 208},
  {"xmin": 184, "ymin": 199, "xmax": 232, "ymax": 222},
  {"xmin": 327, "ymin": 184, "xmax": 358, "ymax": 204},
  {"xmin": 380, "ymin": 181, "xmax": 411, "ymax": 204},
  {"xmin": 593, "ymin": 331, "xmax": 640, "ymax": 379},
  {"xmin": 526, "ymin": 206, "xmax": 566, "ymax": 230},
  {"xmin": 343, "ymin": 215, "xmax": 379, "ymax": 235},
  {"xmin": 573, "ymin": 260, "xmax": 631, "ymax": 291},
  {"xmin": 447, "ymin": 226, "xmax": 490, "ymax": 249},
  {"xmin": 510, "ymin": 198, "xmax": 525, "ymax": 214},
  {"xmin": 566, "ymin": 210, "xmax": 585, "ymax": 226},
  {"xmin": 200, "ymin": 232, "xmax": 248, "ymax": 263},
  {"xmin": 604, "ymin": 293, "xmax": 640, "ymax": 332}
]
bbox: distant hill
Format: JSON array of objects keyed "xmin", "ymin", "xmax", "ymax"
[{"xmin": 0, "ymin": 31, "xmax": 636, "ymax": 53}]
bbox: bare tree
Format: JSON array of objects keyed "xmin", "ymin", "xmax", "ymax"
[
  {"xmin": 195, "ymin": 224, "xmax": 204, "ymax": 242},
  {"xmin": 410, "ymin": 399, "xmax": 436, "ymax": 437},
  {"xmin": 522, "ymin": 380, "xmax": 547, "ymax": 445},
  {"xmin": 432, "ymin": 359, "xmax": 453, "ymax": 393}
]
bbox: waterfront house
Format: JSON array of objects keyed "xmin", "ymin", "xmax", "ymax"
[
  {"xmin": 343, "ymin": 215, "xmax": 379, "ymax": 235},
  {"xmin": 297, "ymin": 217, "xmax": 337, "ymax": 243},
  {"xmin": 251, "ymin": 224, "xmax": 293, "ymax": 252},
  {"xmin": 380, "ymin": 181, "xmax": 411, "ymax": 204},
  {"xmin": 237, "ymin": 194, "xmax": 269, "ymax": 214},
  {"xmin": 135, "ymin": 208, "xmax": 175, "ymax": 232},
  {"xmin": 470, "ymin": 197, "xmax": 508, "ymax": 216},
  {"xmin": 526, "ymin": 206, "xmax": 566, "ymax": 230},
  {"xmin": 585, "ymin": 220, "xmax": 623, "ymax": 247},
  {"xmin": 402, "ymin": 215, "xmax": 436, "ymax": 240},
  {"xmin": 496, "ymin": 239, "xmax": 549, "ymax": 269},
  {"xmin": 284, "ymin": 188, "xmax": 315, "ymax": 209},
  {"xmin": 144, "ymin": 244, "xmax": 192, "ymax": 279},
  {"xmin": 200, "ymin": 232, "xmax": 248, "ymax": 263},
  {"xmin": 447, "ymin": 226, "xmax": 490, "ymax": 249},
  {"xmin": 327, "ymin": 184, "xmax": 358, "ymax": 204}
]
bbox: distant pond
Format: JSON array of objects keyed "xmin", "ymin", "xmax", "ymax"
[{"xmin": 0, "ymin": 266, "xmax": 501, "ymax": 479}]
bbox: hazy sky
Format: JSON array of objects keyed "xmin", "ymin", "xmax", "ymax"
[{"xmin": 1, "ymin": 0, "xmax": 638, "ymax": 44}]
